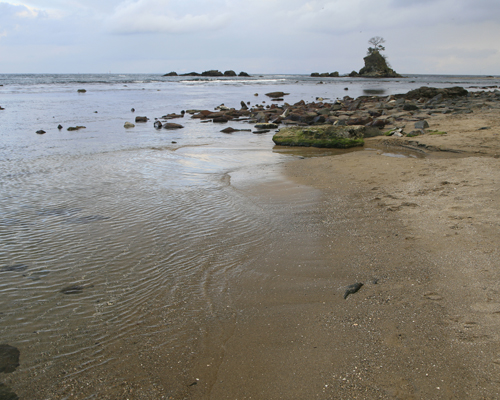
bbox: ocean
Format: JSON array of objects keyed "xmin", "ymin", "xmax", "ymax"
[{"xmin": 0, "ymin": 73, "xmax": 498, "ymax": 398}]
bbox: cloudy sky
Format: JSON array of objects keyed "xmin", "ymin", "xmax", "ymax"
[{"xmin": 0, "ymin": 0, "xmax": 499, "ymax": 75}]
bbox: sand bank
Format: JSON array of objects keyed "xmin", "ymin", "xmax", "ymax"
[{"xmin": 187, "ymin": 105, "xmax": 500, "ymax": 399}]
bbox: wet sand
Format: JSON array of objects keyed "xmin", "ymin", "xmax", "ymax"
[{"xmin": 188, "ymin": 106, "xmax": 500, "ymax": 398}]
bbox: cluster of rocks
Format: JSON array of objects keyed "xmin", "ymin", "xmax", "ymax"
[
  {"xmin": 163, "ymin": 70, "xmax": 250, "ymax": 77},
  {"xmin": 311, "ymin": 72, "xmax": 340, "ymax": 77},
  {"xmin": 310, "ymin": 50, "xmax": 401, "ymax": 79}
]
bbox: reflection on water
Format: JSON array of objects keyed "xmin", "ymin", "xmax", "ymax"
[{"xmin": 362, "ymin": 88, "xmax": 387, "ymax": 95}]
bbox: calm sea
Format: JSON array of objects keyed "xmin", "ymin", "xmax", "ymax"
[{"xmin": 0, "ymin": 73, "xmax": 498, "ymax": 398}]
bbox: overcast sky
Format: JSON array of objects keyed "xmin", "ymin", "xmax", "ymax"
[{"xmin": 0, "ymin": 0, "xmax": 499, "ymax": 75}]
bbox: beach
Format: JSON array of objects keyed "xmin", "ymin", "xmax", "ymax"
[
  {"xmin": 186, "ymin": 103, "xmax": 500, "ymax": 399},
  {"xmin": 1, "ymin": 74, "xmax": 500, "ymax": 399}
]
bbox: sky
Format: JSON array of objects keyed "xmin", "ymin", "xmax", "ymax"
[{"xmin": 0, "ymin": 0, "xmax": 499, "ymax": 75}]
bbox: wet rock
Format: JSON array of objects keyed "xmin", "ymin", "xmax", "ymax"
[
  {"xmin": 154, "ymin": 120, "xmax": 162, "ymax": 129},
  {"xmin": 124, "ymin": 122, "xmax": 135, "ymax": 128},
  {"xmin": 273, "ymin": 125, "xmax": 365, "ymax": 148},
  {"xmin": 163, "ymin": 71, "xmax": 178, "ymax": 76},
  {"xmin": 77, "ymin": 89, "xmax": 86, "ymax": 93},
  {"xmin": 201, "ymin": 70, "xmax": 223, "ymax": 77},
  {"xmin": 415, "ymin": 120, "xmax": 429, "ymax": 129},
  {"xmin": 163, "ymin": 123, "xmax": 184, "ymax": 129},
  {"xmin": 67, "ymin": 126, "xmax": 86, "ymax": 131},
  {"xmin": 212, "ymin": 117, "xmax": 228, "ymax": 123},
  {"xmin": 0, "ymin": 344, "xmax": 20, "ymax": 373},
  {"xmin": 135, "ymin": 116, "xmax": 148, "ymax": 123},
  {"xmin": 221, "ymin": 127, "xmax": 237, "ymax": 133},
  {"xmin": 240, "ymin": 101, "xmax": 248, "ymax": 110},
  {"xmin": 253, "ymin": 129, "xmax": 270, "ymax": 134},
  {"xmin": 265, "ymin": 91, "xmax": 289, "ymax": 98},
  {"xmin": 238, "ymin": 71, "xmax": 250, "ymax": 77},
  {"xmin": 255, "ymin": 123, "xmax": 278, "ymax": 129},
  {"xmin": 344, "ymin": 282, "xmax": 363, "ymax": 299},
  {"xmin": 1, "ymin": 264, "xmax": 28, "ymax": 272},
  {"xmin": 224, "ymin": 70, "xmax": 237, "ymax": 76},
  {"xmin": 36, "ymin": 130, "xmax": 46, "ymax": 134},
  {"xmin": 406, "ymin": 86, "xmax": 468, "ymax": 100},
  {"xmin": 0, "ymin": 383, "xmax": 19, "ymax": 400},
  {"xmin": 131, "ymin": 108, "xmax": 135, "ymax": 112},
  {"xmin": 60, "ymin": 285, "xmax": 84, "ymax": 294},
  {"xmin": 57, "ymin": 124, "xmax": 63, "ymax": 130}
]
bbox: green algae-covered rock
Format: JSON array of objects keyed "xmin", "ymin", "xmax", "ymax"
[{"xmin": 272, "ymin": 125, "xmax": 365, "ymax": 148}]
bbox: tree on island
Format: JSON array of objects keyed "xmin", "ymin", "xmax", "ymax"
[{"xmin": 367, "ymin": 36, "xmax": 386, "ymax": 55}]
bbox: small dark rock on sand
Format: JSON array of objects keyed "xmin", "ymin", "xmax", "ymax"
[
  {"xmin": 0, "ymin": 344, "xmax": 20, "ymax": 373},
  {"xmin": 344, "ymin": 282, "xmax": 364, "ymax": 299},
  {"xmin": 0, "ymin": 383, "xmax": 19, "ymax": 400},
  {"xmin": 60, "ymin": 285, "xmax": 84, "ymax": 294},
  {"xmin": 1, "ymin": 264, "xmax": 28, "ymax": 273},
  {"xmin": 36, "ymin": 130, "xmax": 46, "ymax": 134}
]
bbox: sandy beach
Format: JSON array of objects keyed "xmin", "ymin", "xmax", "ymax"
[{"xmin": 183, "ymin": 101, "xmax": 500, "ymax": 399}]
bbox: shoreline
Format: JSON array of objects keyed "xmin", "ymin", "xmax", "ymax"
[{"xmin": 187, "ymin": 105, "xmax": 500, "ymax": 398}]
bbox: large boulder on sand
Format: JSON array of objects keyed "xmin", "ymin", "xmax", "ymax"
[{"xmin": 272, "ymin": 125, "xmax": 366, "ymax": 148}]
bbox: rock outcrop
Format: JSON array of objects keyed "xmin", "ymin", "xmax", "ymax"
[
  {"xmin": 358, "ymin": 51, "xmax": 401, "ymax": 78},
  {"xmin": 272, "ymin": 125, "xmax": 365, "ymax": 148}
]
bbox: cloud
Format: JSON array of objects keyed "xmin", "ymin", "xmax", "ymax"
[{"xmin": 107, "ymin": 0, "xmax": 231, "ymax": 34}]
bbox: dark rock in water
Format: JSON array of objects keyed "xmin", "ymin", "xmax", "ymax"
[
  {"xmin": 212, "ymin": 117, "xmax": 228, "ymax": 123},
  {"xmin": 224, "ymin": 70, "xmax": 237, "ymax": 77},
  {"xmin": 154, "ymin": 120, "xmax": 162, "ymax": 129},
  {"xmin": 163, "ymin": 123, "xmax": 184, "ymax": 129},
  {"xmin": 131, "ymin": 108, "xmax": 135, "ymax": 112},
  {"xmin": 60, "ymin": 285, "xmax": 84, "ymax": 295},
  {"xmin": 67, "ymin": 126, "xmax": 86, "ymax": 131},
  {"xmin": 253, "ymin": 129, "xmax": 270, "ymax": 134},
  {"xmin": 0, "ymin": 344, "xmax": 20, "ymax": 373},
  {"xmin": 265, "ymin": 91, "xmax": 289, "ymax": 98},
  {"xmin": 77, "ymin": 89, "xmax": 86, "ymax": 93},
  {"xmin": 0, "ymin": 383, "xmax": 19, "ymax": 400},
  {"xmin": 238, "ymin": 71, "xmax": 250, "ymax": 77},
  {"xmin": 36, "ymin": 130, "xmax": 46, "ymax": 134},
  {"xmin": 240, "ymin": 101, "xmax": 248, "ymax": 110},
  {"xmin": 255, "ymin": 123, "xmax": 278, "ymax": 129},
  {"xmin": 221, "ymin": 127, "xmax": 237, "ymax": 133},
  {"xmin": 135, "ymin": 116, "xmax": 148, "ymax": 123},
  {"xmin": 163, "ymin": 71, "xmax": 178, "ymax": 76},
  {"xmin": 1, "ymin": 264, "xmax": 28, "ymax": 273},
  {"xmin": 201, "ymin": 70, "xmax": 223, "ymax": 77},
  {"xmin": 344, "ymin": 282, "xmax": 363, "ymax": 299},
  {"xmin": 57, "ymin": 124, "xmax": 63, "ymax": 130}
]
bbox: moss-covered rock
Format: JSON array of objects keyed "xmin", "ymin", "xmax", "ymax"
[{"xmin": 272, "ymin": 125, "xmax": 365, "ymax": 148}]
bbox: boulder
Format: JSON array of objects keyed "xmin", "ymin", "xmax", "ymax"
[
  {"xmin": 124, "ymin": 122, "xmax": 135, "ymax": 128},
  {"xmin": 77, "ymin": 89, "xmax": 86, "ymax": 93},
  {"xmin": 272, "ymin": 125, "xmax": 365, "ymax": 148},
  {"xmin": 36, "ymin": 130, "xmax": 46, "ymax": 134},
  {"xmin": 135, "ymin": 116, "xmax": 148, "ymax": 123},
  {"xmin": 255, "ymin": 123, "xmax": 278, "ymax": 129},
  {"xmin": 154, "ymin": 121, "xmax": 162, "ymax": 129},
  {"xmin": 57, "ymin": 124, "xmax": 63, "ymax": 130},
  {"xmin": 201, "ymin": 70, "xmax": 223, "ymax": 77},
  {"xmin": 224, "ymin": 70, "xmax": 237, "ymax": 76},
  {"xmin": 239, "ymin": 71, "xmax": 250, "ymax": 77},
  {"xmin": 163, "ymin": 123, "xmax": 184, "ymax": 129},
  {"xmin": 240, "ymin": 101, "xmax": 248, "ymax": 110},
  {"xmin": 163, "ymin": 72, "xmax": 178, "ymax": 76},
  {"xmin": 415, "ymin": 120, "xmax": 429, "ymax": 129},
  {"xmin": 265, "ymin": 91, "xmax": 289, "ymax": 98},
  {"xmin": 67, "ymin": 126, "xmax": 86, "ymax": 131},
  {"xmin": 405, "ymin": 86, "xmax": 469, "ymax": 99}
]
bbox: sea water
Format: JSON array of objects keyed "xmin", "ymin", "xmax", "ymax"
[{"xmin": 0, "ymin": 73, "xmax": 498, "ymax": 398}]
